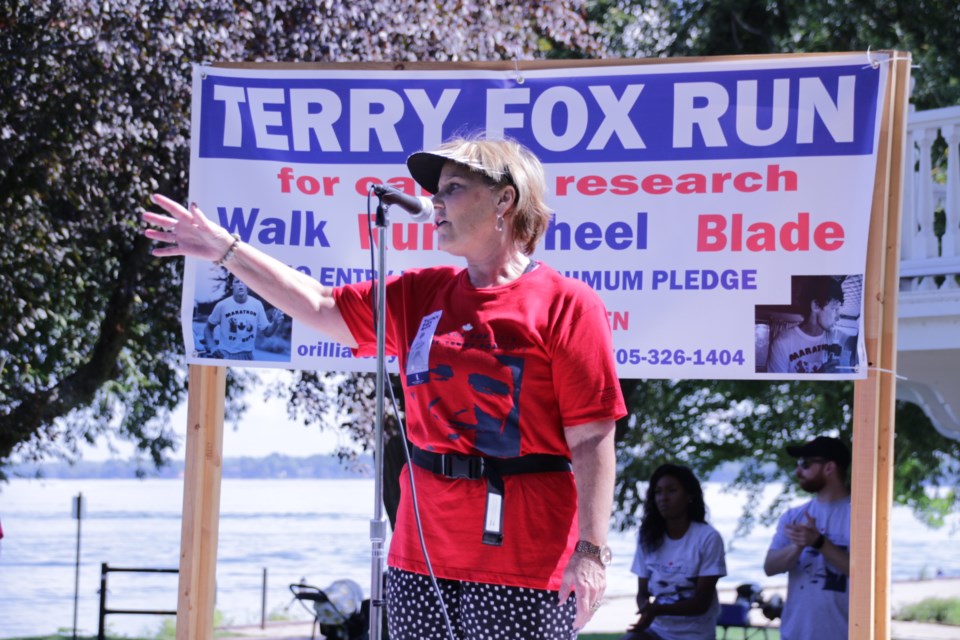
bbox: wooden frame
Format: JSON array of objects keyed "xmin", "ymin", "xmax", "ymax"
[
  {"xmin": 849, "ymin": 52, "xmax": 911, "ymax": 639},
  {"xmin": 174, "ymin": 53, "xmax": 912, "ymax": 639}
]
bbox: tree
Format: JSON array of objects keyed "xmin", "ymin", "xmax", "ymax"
[
  {"xmin": 613, "ymin": 379, "xmax": 960, "ymax": 534},
  {"xmin": 4, "ymin": 0, "xmax": 957, "ymax": 533},
  {"xmin": 587, "ymin": 0, "xmax": 960, "ymax": 110},
  {"xmin": 0, "ymin": 0, "xmax": 603, "ymax": 476},
  {"xmin": 586, "ymin": 0, "xmax": 960, "ymax": 531}
]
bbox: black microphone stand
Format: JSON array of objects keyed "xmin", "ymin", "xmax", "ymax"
[{"xmin": 368, "ymin": 195, "xmax": 390, "ymax": 640}]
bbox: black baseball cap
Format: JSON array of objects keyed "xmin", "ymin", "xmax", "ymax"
[
  {"xmin": 407, "ymin": 138, "xmax": 517, "ymax": 195},
  {"xmin": 408, "ymin": 147, "xmax": 493, "ymax": 195},
  {"xmin": 786, "ymin": 436, "xmax": 851, "ymax": 469},
  {"xmin": 406, "ymin": 150, "xmax": 450, "ymax": 195}
]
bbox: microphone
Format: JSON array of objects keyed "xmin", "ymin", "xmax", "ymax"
[{"xmin": 372, "ymin": 184, "xmax": 434, "ymax": 222}]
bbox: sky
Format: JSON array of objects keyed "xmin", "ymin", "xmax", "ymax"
[{"xmin": 81, "ymin": 370, "xmax": 342, "ymax": 461}]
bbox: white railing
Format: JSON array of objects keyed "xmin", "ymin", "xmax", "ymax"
[{"xmin": 901, "ymin": 104, "xmax": 960, "ymax": 291}]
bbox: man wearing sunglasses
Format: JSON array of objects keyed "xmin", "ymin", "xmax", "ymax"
[{"xmin": 763, "ymin": 436, "xmax": 851, "ymax": 639}]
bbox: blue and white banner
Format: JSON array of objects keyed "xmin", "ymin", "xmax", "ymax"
[{"xmin": 184, "ymin": 54, "xmax": 889, "ymax": 379}]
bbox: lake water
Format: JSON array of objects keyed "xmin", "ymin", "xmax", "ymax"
[{"xmin": 1, "ymin": 478, "xmax": 958, "ymax": 638}]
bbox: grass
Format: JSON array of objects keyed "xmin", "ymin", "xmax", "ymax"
[
  {"xmin": 4, "ymin": 630, "xmax": 781, "ymax": 640},
  {"xmin": 895, "ymin": 596, "xmax": 960, "ymax": 625},
  {"xmin": 1, "ymin": 625, "xmax": 783, "ymax": 640},
  {"xmin": 35, "ymin": 625, "xmax": 782, "ymax": 640},
  {"xmin": 2, "ymin": 636, "xmax": 152, "ymax": 640},
  {"xmin": 579, "ymin": 629, "xmax": 780, "ymax": 640}
]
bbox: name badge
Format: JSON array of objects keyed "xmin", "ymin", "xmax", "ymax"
[{"xmin": 406, "ymin": 310, "xmax": 442, "ymax": 386}]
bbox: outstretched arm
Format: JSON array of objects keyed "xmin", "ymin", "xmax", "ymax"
[{"xmin": 142, "ymin": 195, "xmax": 357, "ymax": 347}]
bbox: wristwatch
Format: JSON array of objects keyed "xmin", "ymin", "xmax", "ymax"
[{"xmin": 575, "ymin": 539, "xmax": 613, "ymax": 567}]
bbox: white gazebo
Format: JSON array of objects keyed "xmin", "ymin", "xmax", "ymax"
[{"xmin": 898, "ymin": 104, "xmax": 960, "ymax": 441}]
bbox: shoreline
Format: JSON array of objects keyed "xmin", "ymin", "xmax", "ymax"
[
  {"xmin": 583, "ymin": 577, "xmax": 960, "ymax": 635},
  {"xmin": 207, "ymin": 577, "xmax": 960, "ymax": 639},
  {"xmin": 4, "ymin": 477, "xmax": 958, "ymax": 638}
]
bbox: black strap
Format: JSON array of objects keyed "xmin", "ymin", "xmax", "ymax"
[
  {"xmin": 410, "ymin": 447, "xmax": 572, "ymax": 547},
  {"xmin": 410, "ymin": 447, "xmax": 571, "ymax": 480}
]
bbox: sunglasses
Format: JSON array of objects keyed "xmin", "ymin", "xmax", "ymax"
[{"xmin": 797, "ymin": 457, "xmax": 828, "ymax": 470}]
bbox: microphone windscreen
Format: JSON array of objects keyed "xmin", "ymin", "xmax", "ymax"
[{"xmin": 410, "ymin": 197, "xmax": 434, "ymax": 223}]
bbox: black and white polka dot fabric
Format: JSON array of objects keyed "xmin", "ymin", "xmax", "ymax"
[{"xmin": 386, "ymin": 568, "xmax": 578, "ymax": 640}]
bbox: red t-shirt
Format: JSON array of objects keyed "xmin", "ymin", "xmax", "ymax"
[{"xmin": 334, "ymin": 263, "xmax": 626, "ymax": 589}]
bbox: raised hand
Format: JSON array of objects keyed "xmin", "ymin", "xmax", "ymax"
[
  {"xmin": 142, "ymin": 194, "xmax": 233, "ymax": 262},
  {"xmin": 784, "ymin": 511, "xmax": 821, "ymax": 548}
]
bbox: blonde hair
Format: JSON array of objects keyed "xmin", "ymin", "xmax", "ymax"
[{"xmin": 429, "ymin": 137, "xmax": 552, "ymax": 255}]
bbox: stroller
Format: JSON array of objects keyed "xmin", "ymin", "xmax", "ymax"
[
  {"xmin": 289, "ymin": 579, "xmax": 372, "ymax": 640},
  {"xmin": 717, "ymin": 582, "xmax": 784, "ymax": 639}
]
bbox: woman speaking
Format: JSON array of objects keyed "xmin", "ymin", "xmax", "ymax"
[{"xmin": 142, "ymin": 136, "xmax": 626, "ymax": 640}]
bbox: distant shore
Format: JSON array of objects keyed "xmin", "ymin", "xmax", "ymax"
[{"xmin": 6, "ymin": 452, "xmax": 374, "ymax": 480}]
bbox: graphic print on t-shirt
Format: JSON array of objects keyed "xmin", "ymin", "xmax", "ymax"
[
  {"xmin": 223, "ymin": 308, "xmax": 259, "ymax": 349},
  {"xmin": 424, "ymin": 328, "xmax": 525, "ymax": 457},
  {"xmin": 800, "ymin": 545, "xmax": 849, "ymax": 594},
  {"xmin": 650, "ymin": 559, "xmax": 696, "ymax": 604}
]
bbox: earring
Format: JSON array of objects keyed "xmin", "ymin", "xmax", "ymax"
[{"xmin": 496, "ymin": 216, "xmax": 504, "ymax": 232}]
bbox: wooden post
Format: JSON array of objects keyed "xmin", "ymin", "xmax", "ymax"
[
  {"xmin": 874, "ymin": 53, "xmax": 911, "ymax": 638},
  {"xmin": 176, "ymin": 364, "xmax": 226, "ymax": 640},
  {"xmin": 849, "ymin": 52, "xmax": 911, "ymax": 640}
]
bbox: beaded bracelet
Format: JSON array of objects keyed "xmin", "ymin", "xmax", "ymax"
[{"xmin": 215, "ymin": 233, "xmax": 242, "ymax": 267}]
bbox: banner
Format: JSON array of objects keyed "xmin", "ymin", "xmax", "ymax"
[{"xmin": 184, "ymin": 54, "xmax": 889, "ymax": 379}]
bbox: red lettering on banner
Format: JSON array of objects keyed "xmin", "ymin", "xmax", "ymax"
[
  {"xmin": 696, "ymin": 212, "xmax": 845, "ymax": 252},
  {"xmin": 607, "ymin": 311, "xmax": 630, "ymax": 331},
  {"xmin": 277, "ymin": 167, "xmax": 339, "ymax": 195},
  {"xmin": 357, "ymin": 214, "xmax": 437, "ymax": 251},
  {"xmin": 553, "ymin": 164, "xmax": 797, "ymax": 196},
  {"xmin": 354, "ymin": 176, "xmax": 428, "ymax": 197}
]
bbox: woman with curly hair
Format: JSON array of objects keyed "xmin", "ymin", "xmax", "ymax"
[{"xmin": 621, "ymin": 464, "xmax": 726, "ymax": 640}]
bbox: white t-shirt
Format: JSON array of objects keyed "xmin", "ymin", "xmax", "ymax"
[
  {"xmin": 768, "ymin": 496, "xmax": 851, "ymax": 640},
  {"xmin": 207, "ymin": 296, "xmax": 270, "ymax": 355},
  {"xmin": 768, "ymin": 325, "xmax": 839, "ymax": 373},
  {"xmin": 630, "ymin": 521, "xmax": 727, "ymax": 639}
]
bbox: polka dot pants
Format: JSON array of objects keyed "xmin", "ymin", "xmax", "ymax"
[{"xmin": 386, "ymin": 568, "xmax": 577, "ymax": 640}]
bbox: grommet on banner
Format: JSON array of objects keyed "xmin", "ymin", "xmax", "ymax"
[
  {"xmin": 513, "ymin": 50, "xmax": 525, "ymax": 85},
  {"xmin": 862, "ymin": 48, "xmax": 919, "ymax": 70}
]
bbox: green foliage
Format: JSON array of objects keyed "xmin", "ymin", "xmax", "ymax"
[
  {"xmin": 581, "ymin": 0, "xmax": 960, "ymax": 535},
  {"xmin": 614, "ymin": 379, "xmax": 849, "ymax": 533},
  {"xmin": 891, "ymin": 402, "xmax": 960, "ymax": 527},
  {"xmin": 3, "ymin": 635, "xmax": 151, "ymax": 640},
  {"xmin": 267, "ymin": 605, "xmax": 299, "ymax": 622},
  {"xmin": 587, "ymin": 0, "xmax": 960, "ymax": 110},
  {"xmin": 613, "ymin": 380, "xmax": 960, "ymax": 534},
  {"xmin": 0, "ymin": 1, "xmax": 601, "ymax": 475},
  {"xmin": 895, "ymin": 597, "xmax": 960, "ymax": 625},
  {"xmin": 578, "ymin": 631, "xmax": 782, "ymax": 640},
  {"xmin": 2, "ymin": 0, "xmax": 958, "ymax": 538},
  {"xmin": 148, "ymin": 609, "xmax": 224, "ymax": 639},
  {"xmin": 152, "ymin": 617, "xmax": 176, "ymax": 640}
]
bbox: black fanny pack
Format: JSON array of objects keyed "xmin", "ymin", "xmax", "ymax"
[{"xmin": 410, "ymin": 446, "xmax": 572, "ymax": 546}]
